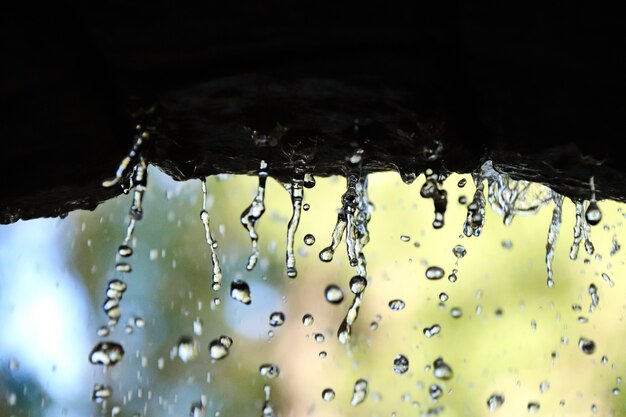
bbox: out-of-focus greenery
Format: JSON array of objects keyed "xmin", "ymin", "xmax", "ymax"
[{"xmin": 1, "ymin": 168, "xmax": 625, "ymax": 417}]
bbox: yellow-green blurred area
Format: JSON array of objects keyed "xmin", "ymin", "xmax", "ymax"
[{"xmin": 1, "ymin": 167, "xmax": 625, "ymax": 417}]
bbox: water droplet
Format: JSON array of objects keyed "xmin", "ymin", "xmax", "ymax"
[
  {"xmin": 612, "ymin": 387, "xmax": 620, "ymax": 395},
  {"xmin": 539, "ymin": 380, "xmax": 550, "ymax": 393},
  {"xmin": 429, "ymin": 384, "xmax": 443, "ymax": 400},
  {"xmin": 388, "ymin": 299, "xmax": 406, "ymax": 311},
  {"xmin": 349, "ymin": 275, "xmax": 367, "ymax": 294},
  {"xmin": 400, "ymin": 235, "xmax": 410, "ymax": 242},
  {"xmin": 115, "ymin": 262, "xmax": 132, "ymax": 273},
  {"xmin": 601, "ymin": 272, "xmax": 615, "ymax": 287},
  {"xmin": 487, "ymin": 393, "xmax": 505, "ymax": 411},
  {"xmin": 501, "ymin": 239, "xmax": 513, "ymax": 249},
  {"xmin": 439, "ymin": 292, "xmax": 449, "ymax": 302},
  {"xmin": 303, "ymin": 203, "xmax": 310, "ymax": 211},
  {"xmin": 585, "ymin": 201, "xmax": 602, "ymax": 226},
  {"xmin": 314, "ymin": 333, "xmax": 325, "ymax": 343},
  {"xmin": 302, "ymin": 314, "xmax": 314, "ymax": 327},
  {"xmin": 545, "ymin": 194, "xmax": 564, "ymax": 287},
  {"xmin": 588, "ymin": 284, "xmax": 599, "ymax": 313},
  {"xmin": 527, "ymin": 402, "xmax": 540, "ymax": 413},
  {"xmin": 319, "ymin": 351, "xmax": 327, "ymax": 358},
  {"xmin": 393, "ymin": 354, "xmax": 409, "ymax": 374},
  {"xmin": 284, "ymin": 176, "xmax": 304, "ymax": 278},
  {"xmin": 425, "ymin": 266, "xmax": 445, "ymax": 280},
  {"xmin": 458, "ymin": 195, "xmax": 468, "ymax": 204},
  {"xmin": 423, "ymin": 324, "xmax": 441, "ymax": 338},
  {"xmin": 322, "ymin": 388, "xmax": 335, "ymax": 401},
  {"xmin": 230, "ymin": 280, "xmax": 252, "ymax": 305},
  {"xmin": 193, "ymin": 317, "xmax": 203, "ymax": 335},
  {"xmin": 463, "ymin": 172, "xmax": 486, "ymax": 237},
  {"xmin": 351, "ymin": 379, "xmax": 368, "ymax": 406},
  {"xmin": 177, "ymin": 336, "xmax": 198, "ymax": 362},
  {"xmin": 304, "ymin": 234, "xmax": 316, "ymax": 245},
  {"xmin": 578, "ymin": 337, "xmax": 596, "ymax": 354},
  {"xmin": 452, "ymin": 245, "xmax": 466, "ymax": 258},
  {"xmin": 324, "ymin": 285, "xmax": 344, "ymax": 304},
  {"xmin": 97, "ymin": 326, "xmax": 110, "ymax": 337},
  {"xmin": 433, "ymin": 357, "xmax": 453, "ymax": 380},
  {"xmin": 269, "ymin": 312, "xmax": 285, "ymax": 327},
  {"xmin": 89, "ymin": 342, "xmax": 124, "ymax": 366},
  {"xmin": 259, "ymin": 363, "xmax": 280, "ymax": 379},
  {"xmin": 91, "ymin": 384, "xmax": 112, "ymax": 403},
  {"xmin": 208, "ymin": 336, "xmax": 232, "ymax": 360},
  {"xmin": 450, "ymin": 307, "xmax": 462, "ymax": 318},
  {"xmin": 458, "ymin": 178, "xmax": 467, "ymax": 188},
  {"xmin": 420, "ymin": 172, "xmax": 448, "ymax": 229},
  {"xmin": 189, "ymin": 401, "xmax": 205, "ymax": 417},
  {"xmin": 117, "ymin": 244, "xmax": 133, "ymax": 257}
]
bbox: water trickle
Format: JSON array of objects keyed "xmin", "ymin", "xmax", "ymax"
[
  {"xmin": 304, "ymin": 234, "xmax": 316, "ymax": 245},
  {"xmin": 259, "ymin": 363, "xmax": 280, "ymax": 379},
  {"xmin": 322, "ymin": 388, "xmax": 335, "ymax": 401},
  {"xmin": 269, "ymin": 312, "xmax": 285, "ymax": 327},
  {"xmin": 545, "ymin": 194, "xmax": 564, "ymax": 288},
  {"xmin": 324, "ymin": 284, "xmax": 344, "ymax": 304},
  {"xmin": 423, "ymin": 324, "xmax": 441, "ymax": 338},
  {"xmin": 393, "ymin": 354, "xmax": 409, "ymax": 374},
  {"xmin": 487, "ymin": 393, "xmax": 505, "ymax": 411},
  {"xmin": 283, "ymin": 175, "xmax": 304, "ymax": 278},
  {"xmin": 91, "ymin": 384, "xmax": 112, "ymax": 403},
  {"xmin": 177, "ymin": 336, "xmax": 198, "ymax": 362},
  {"xmin": 463, "ymin": 172, "xmax": 486, "ymax": 237},
  {"xmin": 351, "ymin": 379, "xmax": 368, "ymax": 406},
  {"xmin": 102, "ymin": 130, "xmax": 150, "ymax": 188},
  {"xmin": 425, "ymin": 266, "xmax": 445, "ymax": 280},
  {"xmin": 578, "ymin": 337, "xmax": 596, "ymax": 354},
  {"xmin": 433, "ymin": 357, "xmax": 453, "ymax": 380},
  {"xmin": 588, "ymin": 284, "xmax": 599, "ymax": 313},
  {"xmin": 302, "ymin": 314, "xmax": 314, "ymax": 327},
  {"xmin": 208, "ymin": 336, "xmax": 232, "ymax": 360},
  {"xmin": 200, "ymin": 179, "xmax": 223, "ymax": 291},
  {"xmin": 240, "ymin": 160, "xmax": 268, "ymax": 271},
  {"xmin": 230, "ymin": 280, "xmax": 252, "ymax": 305},
  {"xmin": 337, "ymin": 291, "xmax": 363, "ymax": 344},
  {"xmin": 89, "ymin": 342, "xmax": 125, "ymax": 366},
  {"xmin": 420, "ymin": 171, "xmax": 449, "ymax": 229},
  {"xmin": 388, "ymin": 299, "xmax": 406, "ymax": 311}
]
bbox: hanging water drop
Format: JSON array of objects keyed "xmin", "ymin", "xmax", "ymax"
[
  {"xmin": 269, "ymin": 312, "xmax": 285, "ymax": 327},
  {"xmin": 324, "ymin": 284, "xmax": 344, "ymax": 304},
  {"xmin": 89, "ymin": 342, "xmax": 125, "ymax": 366},
  {"xmin": 240, "ymin": 160, "xmax": 268, "ymax": 271},
  {"xmin": 585, "ymin": 201, "xmax": 602, "ymax": 225},
  {"xmin": 230, "ymin": 280, "xmax": 252, "ymax": 305},
  {"xmin": 393, "ymin": 354, "xmax": 409, "ymax": 375}
]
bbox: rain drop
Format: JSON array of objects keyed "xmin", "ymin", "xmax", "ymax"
[
  {"xmin": 450, "ymin": 307, "xmax": 463, "ymax": 318},
  {"xmin": 527, "ymin": 402, "xmax": 540, "ymax": 413},
  {"xmin": 117, "ymin": 244, "xmax": 133, "ymax": 257},
  {"xmin": 429, "ymin": 384, "xmax": 443, "ymax": 400},
  {"xmin": 423, "ymin": 324, "xmax": 441, "ymax": 338},
  {"xmin": 208, "ymin": 336, "xmax": 232, "ymax": 360},
  {"xmin": 91, "ymin": 384, "xmax": 112, "ymax": 403}
]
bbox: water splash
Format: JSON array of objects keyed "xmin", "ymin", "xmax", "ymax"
[
  {"xmin": 420, "ymin": 171, "xmax": 448, "ymax": 229},
  {"xmin": 200, "ymin": 179, "xmax": 223, "ymax": 291},
  {"xmin": 240, "ymin": 160, "xmax": 268, "ymax": 271},
  {"xmin": 487, "ymin": 173, "xmax": 553, "ymax": 226},
  {"xmin": 545, "ymin": 193, "xmax": 564, "ymax": 288}
]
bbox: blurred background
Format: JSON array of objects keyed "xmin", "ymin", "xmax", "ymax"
[{"xmin": 0, "ymin": 167, "xmax": 624, "ymax": 417}]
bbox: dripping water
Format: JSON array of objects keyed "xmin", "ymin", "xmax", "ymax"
[
  {"xmin": 200, "ymin": 179, "xmax": 223, "ymax": 291},
  {"xmin": 284, "ymin": 166, "xmax": 306, "ymax": 278},
  {"xmin": 545, "ymin": 194, "xmax": 564, "ymax": 288},
  {"xmin": 463, "ymin": 172, "xmax": 486, "ymax": 237},
  {"xmin": 240, "ymin": 160, "xmax": 268, "ymax": 271},
  {"xmin": 420, "ymin": 170, "xmax": 448, "ymax": 229}
]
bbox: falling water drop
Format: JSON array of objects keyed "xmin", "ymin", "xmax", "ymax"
[
  {"xmin": 388, "ymin": 299, "xmax": 406, "ymax": 311},
  {"xmin": 425, "ymin": 266, "xmax": 445, "ymax": 280},
  {"xmin": 177, "ymin": 336, "xmax": 198, "ymax": 362},
  {"xmin": 89, "ymin": 342, "xmax": 125, "ymax": 366},
  {"xmin": 324, "ymin": 285, "xmax": 344, "ymax": 304},
  {"xmin": 393, "ymin": 354, "xmax": 409, "ymax": 375},
  {"xmin": 527, "ymin": 402, "xmax": 540, "ymax": 413},
  {"xmin": 208, "ymin": 336, "xmax": 232, "ymax": 360},
  {"xmin": 259, "ymin": 363, "xmax": 280, "ymax": 379},
  {"xmin": 117, "ymin": 244, "xmax": 133, "ymax": 257},
  {"xmin": 433, "ymin": 357, "xmax": 454, "ymax": 380},
  {"xmin": 351, "ymin": 379, "xmax": 368, "ymax": 406},
  {"xmin": 240, "ymin": 160, "xmax": 268, "ymax": 271},
  {"xmin": 269, "ymin": 312, "xmax": 285, "ymax": 327},
  {"xmin": 302, "ymin": 314, "xmax": 314, "ymax": 327},
  {"xmin": 230, "ymin": 280, "xmax": 252, "ymax": 305},
  {"xmin": 304, "ymin": 234, "xmax": 316, "ymax": 245},
  {"xmin": 115, "ymin": 262, "xmax": 132, "ymax": 273},
  {"xmin": 601, "ymin": 273, "xmax": 615, "ymax": 287},
  {"xmin": 458, "ymin": 178, "xmax": 467, "ymax": 188},
  {"xmin": 588, "ymin": 284, "xmax": 599, "ymax": 313},
  {"xmin": 450, "ymin": 307, "xmax": 463, "ymax": 318},
  {"xmin": 91, "ymin": 384, "xmax": 112, "ymax": 403},
  {"xmin": 420, "ymin": 171, "xmax": 449, "ymax": 229},
  {"xmin": 321, "ymin": 388, "xmax": 335, "ymax": 401},
  {"xmin": 429, "ymin": 384, "xmax": 443, "ymax": 400},
  {"xmin": 487, "ymin": 393, "xmax": 505, "ymax": 411},
  {"xmin": 578, "ymin": 337, "xmax": 596, "ymax": 354},
  {"xmin": 452, "ymin": 245, "xmax": 466, "ymax": 259},
  {"xmin": 200, "ymin": 180, "xmax": 223, "ymax": 291},
  {"xmin": 261, "ymin": 384, "xmax": 276, "ymax": 417},
  {"xmin": 423, "ymin": 324, "xmax": 442, "ymax": 338}
]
